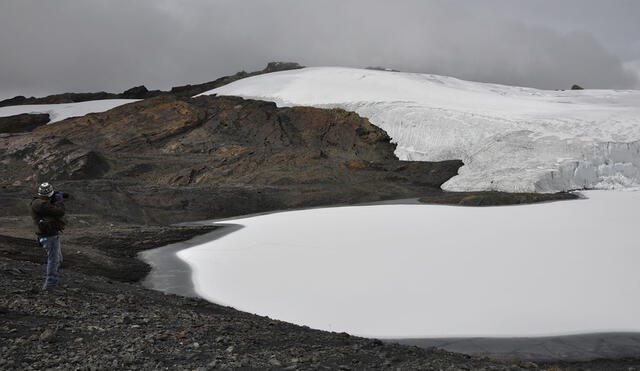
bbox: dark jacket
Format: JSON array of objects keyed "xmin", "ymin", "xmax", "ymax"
[{"xmin": 30, "ymin": 197, "xmax": 66, "ymax": 237}]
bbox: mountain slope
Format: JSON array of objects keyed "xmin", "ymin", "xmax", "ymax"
[
  {"xmin": 202, "ymin": 67, "xmax": 640, "ymax": 193},
  {"xmin": 0, "ymin": 95, "xmax": 466, "ymax": 225}
]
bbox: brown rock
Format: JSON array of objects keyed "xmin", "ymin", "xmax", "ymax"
[
  {"xmin": 39, "ymin": 328, "xmax": 57, "ymax": 343},
  {"xmin": 0, "ymin": 113, "xmax": 49, "ymax": 133}
]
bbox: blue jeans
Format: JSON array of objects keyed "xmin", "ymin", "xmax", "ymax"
[{"xmin": 40, "ymin": 236, "xmax": 62, "ymax": 288}]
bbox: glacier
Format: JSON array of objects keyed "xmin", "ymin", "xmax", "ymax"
[
  {"xmin": 0, "ymin": 99, "xmax": 138, "ymax": 124},
  {"xmin": 199, "ymin": 67, "xmax": 640, "ymax": 193}
]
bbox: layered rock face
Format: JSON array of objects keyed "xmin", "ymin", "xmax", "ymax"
[{"xmin": 0, "ymin": 94, "xmax": 461, "ymax": 224}]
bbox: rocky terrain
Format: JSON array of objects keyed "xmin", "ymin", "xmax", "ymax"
[
  {"xmin": 0, "ymin": 63, "xmax": 609, "ymax": 370},
  {"xmin": 2, "ymin": 255, "xmax": 548, "ymax": 371}
]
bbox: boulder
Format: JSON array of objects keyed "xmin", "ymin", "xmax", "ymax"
[{"xmin": 121, "ymin": 85, "xmax": 150, "ymax": 99}]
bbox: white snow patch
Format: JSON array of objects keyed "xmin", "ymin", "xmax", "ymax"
[
  {"xmin": 178, "ymin": 191, "xmax": 640, "ymax": 338},
  {"xmin": 0, "ymin": 99, "xmax": 138, "ymax": 124},
  {"xmin": 199, "ymin": 67, "xmax": 640, "ymax": 193}
]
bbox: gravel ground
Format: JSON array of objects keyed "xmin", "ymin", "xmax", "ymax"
[{"xmin": 1, "ymin": 257, "xmax": 544, "ymax": 371}]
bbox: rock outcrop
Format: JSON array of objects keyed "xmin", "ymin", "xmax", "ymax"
[
  {"xmin": 120, "ymin": 85, "xmax": 152, "ymax": 99},
  {"xmin": 0, "ymin": 113, "xmax": 50, "ymax": 133}
]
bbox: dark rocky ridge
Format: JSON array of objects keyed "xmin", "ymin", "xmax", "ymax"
[
  {"xmin": 0, "ymin": 113, "xmax": 50, "ymax": 133},
  {"xmin": 0, "ymin": 62, "xmax": 304, "ymax": 107}
]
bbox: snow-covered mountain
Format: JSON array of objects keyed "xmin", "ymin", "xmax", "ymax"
[
  {"xmin": 0, "ymin": 99, "xmax": 138, "ymax": 124},
  {"xmin": 200, "ymin": 67, "xmax": 640, "ymax": 193}
]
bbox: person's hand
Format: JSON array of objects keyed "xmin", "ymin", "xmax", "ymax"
[{"xmin": 54, "ymin": 191, "xmax": 69, "ymax": 201}]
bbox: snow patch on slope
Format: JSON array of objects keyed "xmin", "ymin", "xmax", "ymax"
[
  {"xmin": 200, "ymin": 67, "xmax": 640, "ymax": 192},
  {"xmin": 0, "ymin": 99, "xmax": 138, "ymax": 124}
]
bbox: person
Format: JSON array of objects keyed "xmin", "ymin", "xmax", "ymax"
[{"xmin": 29, "ymin": 182, "xmax": 68, "ymax": 289}]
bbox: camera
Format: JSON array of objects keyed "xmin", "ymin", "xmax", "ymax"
[{"xmin": 51, "ymin": 191, "xmax": 70, "ymax": 202}]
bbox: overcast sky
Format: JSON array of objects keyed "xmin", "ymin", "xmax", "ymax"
[{"xmin": 1, "ymin": 0, "xmax": 639, "ymax": 100}]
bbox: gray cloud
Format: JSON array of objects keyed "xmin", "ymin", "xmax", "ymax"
[{"xmin": 1, "ymin": 0, "xmax": 638, "ymax": 100}]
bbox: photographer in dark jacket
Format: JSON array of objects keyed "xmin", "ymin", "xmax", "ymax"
[{"xmin": 30, "ymin": 182, "xmax": 69, "ymax": 289}]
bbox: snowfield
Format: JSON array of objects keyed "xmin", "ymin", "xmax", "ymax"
[
  {"xmin": 0, "ymin": 99, "xmax": 138, "ymax": 124},
  {"xmin": 200, "ymin": 67, "xmax": 640, "ymax": 193},
  {"xmin": 178, "ymin": 191, "xmax": 640, "ymax": 338}
]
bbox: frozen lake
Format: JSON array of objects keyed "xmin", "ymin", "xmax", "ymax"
[{"xmin": 172, "ymin": 191, "xmax": 640, "ymax": 338}]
